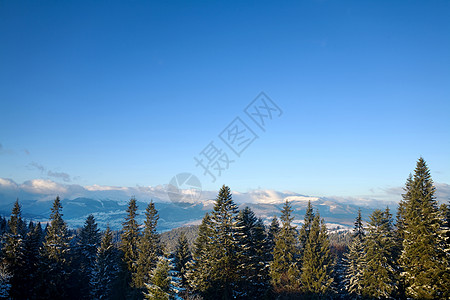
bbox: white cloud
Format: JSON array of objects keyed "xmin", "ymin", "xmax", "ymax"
[
  {"xmin": 21, "ymin": 179, "xmax": 68, "ymax": 195},
  {"xmin": 0, "ymin": 178, "xmax": 18, "ymax": 189}
]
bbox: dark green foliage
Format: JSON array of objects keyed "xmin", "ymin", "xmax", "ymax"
[
  {"xmin": 120, "ymin": 197, "xmax": 141, "ymax": 297},
  {"xmin": 134, "ymin": 201, "xmax": 161, "ymax": 291},
  {"xmin": 399, "ymin": 157, "xmax": 449, "ymax": 299},
  {"xmin": 41, "ymin": 196, "xmax": 72, "ymax": 299},
  {"xmin": 236, "ymin": 207, "xmax": 270, "ymax": 297},
  {"xmin": 267, "ymin": 216, "xmax": 280, "ymax": 260},
  {"xmin": 299, "ymin": 200, "xmax": 315, "ymax": 260},
  {"xmin": 144, "ymin": 257, "xmax": 173, "ymax": 300},
  {"xmin": 187, "ymin": 185, "xmax": 241, "ymax": 299},
  {"xmin": 344, "ymin": 209, "xmax": 366, "ymax": 298},
  {"xmin": 186, "ymin": 213, "xmax": 213, "ymax": 294},
  {"xmin": 174, "ymin": 232, "xmax": 191, "ymax": 288},
  {"xmin": 2, "ymin": 199, "xmax": 26, "ymax": 299},
  {"xmin": 91, "ymin": 226, "xmax": 120, "ymax": 300},
  {"xmin": 20, "ymin": 222, "xmax": 44, "ymax": 299},
  {"xmin": 269, "ymin": 200, "xmax": 301, "ymax": 294},
  {"xmin": 301, "ymin": 213, "xmax": 334, "ymax": 296},
  {"xmin": 361, "ymin": 208, "xmax": 398, "ymax": 299},
  {"xmin": 76, "ymin": 214, "xmax": 101, "ymax": 298}
]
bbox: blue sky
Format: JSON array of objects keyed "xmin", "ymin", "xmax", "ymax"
[{"xmin": 0, "ymin": 0, "xmax": 449, "ymax": 200}]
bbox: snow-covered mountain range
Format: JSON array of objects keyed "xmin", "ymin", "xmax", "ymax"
[{"xmin": 1, "ymin": 178, "xmax": 449, "ymax": 231}]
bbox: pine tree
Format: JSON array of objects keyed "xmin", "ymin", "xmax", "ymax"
[
  {"xmin": 91, "ymin": 226, "xmax": 120, "ymax": 300},
  {"xmin": 206, "ymin": 185, "xmax": 240, "ymax": 299},
  {"xmin": 360, "ymin": 208, "xmax": 398, "ymax": 299},
  {"xmin": 301, "ymin": 213, "xmax": 334, "ymax": 297},
  {"xmin": 344, "ymin": 209, "xmax": 366, "ymax": 298},
  {"xmin": 134, "ymin": 201, "xmax": 161, "ymax": 291},
  {"xmin": 41, "ymin": 196, "xmax": 72, "ymax": 299},
  {"xmin": 2, "ymin": 199, "xmax": 26, "ymax": 299},
  {"xmin": 399, "ymin": 158, "xmax": 449, "ymax": 299},
  {"xmin": 21, "ymin": 221, "xmax": 44, "ymax": 299},
  {"xmin": 144, "ymin": 257, "xmax": 173, "ymax": 300},
  {"xmin": 120, "ymin": 197, "xmax": 141, "ymax": 297},
  {"xmin": 267, "ymin": 216, "xmax": 280, "ymax": 260},
  {"xmin": 269, "ymin": 200, "xmax": 301, "ymax": 295},
  {"xmin": 235, "ymin": 207, "xmax": 270, "ymax": 297},
  {"xmin": 77, "ymin": 214, "xmax": 101, "ymax": 298},
  {"xmin": 173, "ymin": 232, "xmax": 191, "ymax": 288},
  {"xmin": 186, "ymin": 213, "xmax": 213, "ymax": 295},
  {"xmin": 187, "ymin": 185, "xmax": 240, "ymax": 299},
  {"xmin": 299, "ymin": 200, "xmax": 315, "ymax": 260}
]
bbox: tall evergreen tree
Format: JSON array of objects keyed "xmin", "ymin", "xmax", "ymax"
[
  {"xmin": 2, "ymin": 199, "xmax": 26, "ymax": 299},
  {"xmin": 360, "ymin": 208, "xmax": 398, "ymax": 299},
  {"xmin": 21, "ymin": 221, "xmax": 44, "ymax": 299},
  {"xmin": 120, "ymin": 197, "xmax": 141, "ymax": 297},
  {"xmin": 299, "ymin": 200, "xmax": 315, "ymax": 259},
  {"xmin": 235, "ymin": 207, "xmax": 270, "ymax": 297},
  {"xmin": 187, "ymin": 185, "xmax": 240, "ymax": 299},
  {"xmin": 134, "ymin": 201, "xmax": 161, "ymax": 292},
  {"xmin": 399, "ymin": 157, "xmax": 449, "ymax": 299},
  {"xmin": 173, "ymin": 232, "xmax": 191, "ymax": 288},
  {"xmin": 267, "ymin": 216, "xmax": 280, "ymax": 260},
  {"xmin": 186, "ymin": 213, "xmax": 213, "ymax": 295},
  {"xmin": 269, "ymin": 200, "xmax": 301, "ymax": 295},
  {"xmin": 41, "ymin": 196, "xmax": 72, "ymax": 299},
  {"xmin": 91, "ymin": 226, "xmax": 120, "ymax": 300},
  {"xmin": 77, "ymin": 214, "xmax": 101, "ymax": 298},
  {"xmin": 301, "ymin": 212, "xmax": 334, "ymax": 297},
  {"xmin": 344, "ymin": 209, "xmax": 366, "ymax": 298},
  {"xmin": 144, "ymin": 257, "xmax": 173, "ymax": 300}
]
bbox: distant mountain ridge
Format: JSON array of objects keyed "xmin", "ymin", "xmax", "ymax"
[{"xmin": 0, "ymin": 193, "xmax": 377, "ymax": 232}]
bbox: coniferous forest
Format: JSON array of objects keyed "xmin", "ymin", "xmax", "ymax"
[{"xmin": 0, "ymin": 157, "xmax": 449, "ymax": 299}]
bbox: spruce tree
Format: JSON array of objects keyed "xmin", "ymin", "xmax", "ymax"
[
  {"xmin": 2, "ymin": 199, "xmax": 25, "ymax": 299},
  {"xmin": 344, "ymin": 209, "xmax": 366, "ymax": 298},
  {"xmin": 91, "ymin": 226, "xmax": 120, "ymax": 300},
  {"xmin": 269, "ymin": 200, "xmax": 301, "ymax": 295},
  {"xmin": 399, "ymin": 157, "xmax": 449, "ymax": 299},
  {"xmin": 144, "ymin": 257, "xmax": 173, "ymax": 300},
  {"xmin": 120, "ymin": 197, "xmax": 141, "ymax": 297},
  {"xmin": 267, "ymin": 216, "xmax": 280, "ymax": 259},
  {"xmin": 299, "ymin": 200, "xmax": 315, "ymax": 260},
  {"xmin": 21, "ymin": 221, "xmax": 44, "ymax": 299},
  {"xmin": 301, "ymin": 213, "xmax": 334, "ymax": 297},
  {"xmin": 235, "ymin": 207, "xmax": 270, "ymax": 297},
  {"xmin": 187, "ymin": 185, "xmax": 240, "ymax": 299},
  {"xmin": 173, "ymin": 232, "xmax": 191, "ymax": 288},
  {"xmin": 77, "ymin": 214, "xmax": 101, "ymax": 298},
  {"xmin": 206, "ymin": 185, "xmax": 240, "ymax": 299},
  {"xmin": 41, "ymin": 196, "xmax": 72, "ymax": 299},
  {"xmin": 186, "ymin": 213, "xmax": 213, "ymax": 295},
  {"xmin": 361, "ymin": 208, "xmax": 398, "ymax": 299},
  {"xmin": 134, "ymin": 201, "xmax": 161, "ymax": 291}
]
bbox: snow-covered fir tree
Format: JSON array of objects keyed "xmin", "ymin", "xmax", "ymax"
[
  {"xmin": 134, "ymin": 201, "xmax": 161, "ymax": 292},
  {"xmin": 91, "ymin": 226, "xmax": 120, "ymax": 300},
  {"xmin": 301, "ymin": 212, "xmax": 334, "ymax": 297},
  {"xmin": 361, "ymin": 208, "xmax": 398, "ymax": 299},
  {"xmin": 344, "ymin": 209, "xmax": 366, "ymax": 298},
  {"xmin": 41, "ymin": 196, "xmax": 73, "ymax": 299},
  {"xmin": 119, "ymin": 196, "xmax": 141, "ymax": 298},
  {"xmin": 144, "ymin": 256, "xmax": 174, "ymax": 300},
  {"xmin": 269, "ymin": 200, "xmax": 301, "ymax": 295},
  {"xmin": 399, "ymin": 157, "xmax": 450, "ymax": 299},
  {"xmin": 76, "ymin": 214, "xmax": 101, "ymax": 298}
]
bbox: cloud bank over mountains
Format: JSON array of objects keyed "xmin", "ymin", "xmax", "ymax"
[{"xmin": 1, "ymin": 177, "xmax": 449, "ymax": 208}]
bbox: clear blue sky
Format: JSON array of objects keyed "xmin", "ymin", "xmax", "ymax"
[{"xmin": 1, "ymin": 0, "xmax": 449, "ymax": 198}]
